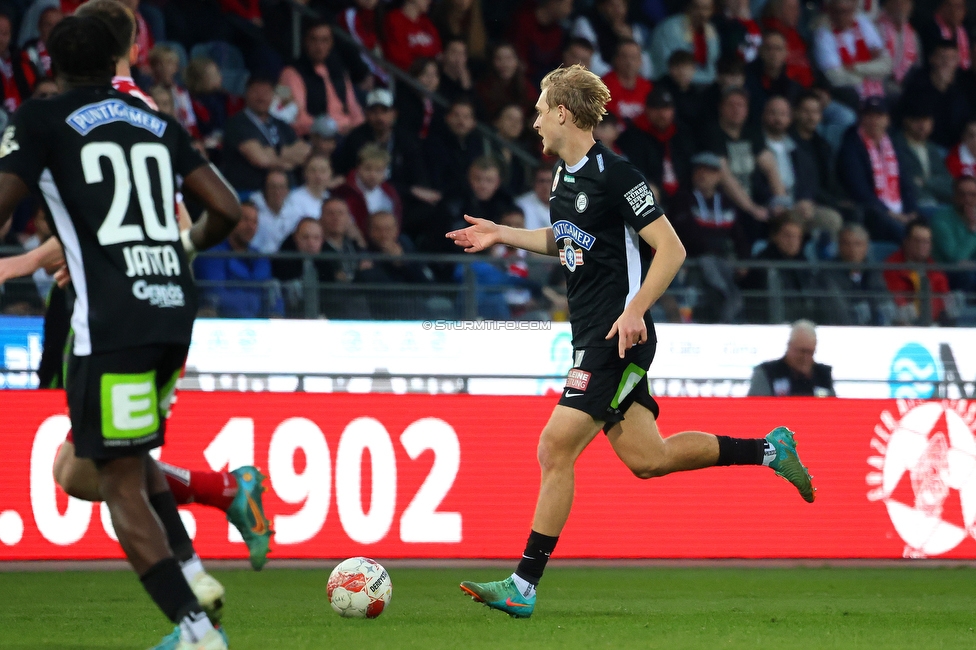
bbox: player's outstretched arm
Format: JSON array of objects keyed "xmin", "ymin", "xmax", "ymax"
[
  {"xmin": 0, "ymin": 236, "xmax": 65, "ymax": 284},
  {"xmin": 447, "ymin": 214, "xmax": 557, "ymax": 256},
  {"xmin": 181, "ymin": 164, "xmax": 243, "ymax": 252}
]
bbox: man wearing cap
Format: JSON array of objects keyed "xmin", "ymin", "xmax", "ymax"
[
  {"xmin": 893, "ymin": 98, "xmax": 953, "ymax": 209},
  {"xmin": 669, "ymin": 151, "xmax": 744, "ymax": 258},
  {"xmin": 309, "ymin": 115, "xmax": 341, "ymax": 162},
  {"xmin": 618, "ymin": 86, "xmax": 695, "ymax": 203},
  {"xmin": 837, "ymin": 95, "xmax": 917, "ymax": 242}
]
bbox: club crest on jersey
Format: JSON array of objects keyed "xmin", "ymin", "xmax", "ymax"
[
  {"xmin": 575, "ymin": 192, "xmax": 588, "ymax": 212},
  {"xmin": 66, "ymin": 99, "xmax": 167, "ymax": 137},
  {"xmin": 624, "ymin": 182, "xmax": 655, "ymax": 216},
  {"xmin": 559, "ymin": 242, "xmax": 584, "ymax": 272},
  {"xmin": 0, "ymin": 126, "xmax": 19, "ymax": 157},
  {"xmin": 552, "ymin": 165, "xmax": 562, "ymax": 192}
]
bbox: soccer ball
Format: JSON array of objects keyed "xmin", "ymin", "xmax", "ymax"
[{"xmin": 327, "ymin": 557, "xmax": 392, "ymax": 619}]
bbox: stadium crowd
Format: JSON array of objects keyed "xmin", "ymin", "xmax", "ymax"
[{"xmin": 1, "ymin": 0, "xmax": 975, "ymax": 325}]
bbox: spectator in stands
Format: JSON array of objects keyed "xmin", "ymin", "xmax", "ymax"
[
  {"xmin": 571, "ymin": 0, "xmax": 653, "ymax": 78},
  {"xmin": 508, "ymin": 0, "xmax": 573, "ymax": 85},
  {"xmin": 384, "ymin": 0, "xmax": 442, "ymax": 71},
  {"xmin": 617, "ymin": 87, "xmax": 695, "ymax": 204},
  {"xmin": 603, "ymin": 39, "xmax": 654, "ymax": 122},
  {"xmin": 893, "ymin": 99, "xmax": 953, "ymax": 209},
  {"xmin": 194, "ymin": 201, "xmax": 283, "ymax": 318},
  {"xmin": 475, "ymin": 42, "xmax": 538, "ymax": 121},
  {"xmin": 931, "ymin": 176, "xmax": 976, "ymax": 292},
  {"xmin": 760, "ymin": 0, "xmax": 814, "ymax": 87},
  {"xmin": 149, "ymin": 44, "xmax": 200, "ymax": 139},
  {"xmin": 762, "ymin": 96, "xmax": 843, "ymax": 245},
  {"xmin": 670, "ymin": 151, "xmax": 743, "ymax": 258},
  {"xmin": 824, "ymin": 223, "xmax": 894, "ymax": 324},
  {"xmin": 0, "ymin": 13, "xmax": 37, "ymax": 113},
  {"xmin": 790, "ymin": 91, "xmax": 847, "ymax": 213},
  {"xmin": 432, "ymin": 0, "xmax": 488, "ymax": 65},
  {"xmin": 251, "ymin": 170, "xmax": 305, "ymax": 254},
  {"xmin": 149, "ymin": 84, "xmax": 175, "ymax": 117},
  {"xmin": 813, "ymin": 0, "xmax": 891, "ymax": 104},
  {"xmin": 900, "ymin": 39, "xmax": 969, "ymax": 150},
  {"xmin": 425, "ymin": 97, "xmax": 484, "ymax": 200},
  {"xmin": 715, "ymin": 0, "xmax": 763, "ymax": 64},
  {"xmin": 221, "ymin": 76, "xmax": 310, "ymax": 195},
  {"xmin": 593, "ymin": 111, "xmax": 624, "ymax": 155},
  {"xmin": 320, "ymin": 197, "xmax": 368, "ymax": 285},
  {"xmin": 396, "ymin": 57, "xmax": 442, "ymax": 140},
  {"xmin": 340, "ymin": 0, "xmax": 389, "ymax": 88},
  {"xmin": 309, "ymin": 115, "xmax": 340, "ymax": 162},
  {"xmin": 23, "ymin": 7, "xmax": 61, "ymax": 78},
  {"xmin": 654, "ymin": 51, "xmax": 703, "ymax": 128},
  {"xmin": 875, "ymin": 0, "xmax": 920, "ymax": 93},
  {"xmin": 272, "ymin": 216, "xmax": 326, "ymax": 317},
  {"xmin": 184, "ymin": 57, "xmax": 244, "ymax": 155},
  {"xmin": 919, "ymin": 0, "xmax": 971, "ymax": 72},
  {"xmin": 946, "ymin": 119, "xmax": 976, "ymax": 180},
  {"xmin": 122, "ymin": 0, "xmax": 157, "ymax": 76},
  {"xmin": 698, "ymin": 54, "xmax": 746, "ymax": 122},
  {"xmin": 333, "ymin": 144, "xmax": 403, "ymax": 237},
  {"xmin": 883, "ymin": 218, "xmax": 954, "ymax": 325},
  {"xmin": 279, "ymin": 21, "xmax": 365, "ymax": 139},
  {"xmin": 649, "ymin": 0, "xmax": 720, "ymax": 84},
  {"xmin": 486, "ymin": 104, "xmax": 530, "ymax": 196},
  {"xmin": 747, "ymin": 320, "xmax": 835, "ymax": 396},
  {"xmin": 438, "ymin": 156, "xmax": 514, "ymax": 232},
  {"xmin": 289, "ymin": 154, "xmax": 334, "ymax": 220},
  {"xmin": 562, "ymin": 36, "xmax": 595, "ymax": 69},
  {"xmin": 745, "ymin": 31, "xmax": 802, "ymax": 121},
  {"xmin": 516, "ymin": 165, "xmax": 554, "ymax": 231},
  {"xmin": 439, "ymin": 37, "xmax": 475, "ymax": 105}
]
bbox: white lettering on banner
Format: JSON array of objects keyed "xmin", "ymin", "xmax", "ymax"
[
  {"xmin": 205, "ymin": 418, "xmax": 254, "ymax": 543},
  {"xmin": 30, "ymin": 415, "xmax": 92, "ymax": 545},
  {"xmin": 268, "ymin": 418, "xmax": 331, "ymax": 544},
  {"xmin": 335, "ymin": 418, "xmax": 397, "ymax": 545},
  {"xmin": 399, "ymin": 418, "xmax": 462, "ymax": 543}
]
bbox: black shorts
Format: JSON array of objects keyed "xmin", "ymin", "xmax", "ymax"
[
  {"xmin": 557, "ymin": 341, "xmax": 660, "ymax": 431},
  {"xmin": 65, "ymin": 344, "xmax": 187, "ymax": 460}
]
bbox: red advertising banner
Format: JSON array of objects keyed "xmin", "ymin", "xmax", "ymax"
[{"xmin": 0, "ymin": 392, "xmax": 974, "ymax": 560}]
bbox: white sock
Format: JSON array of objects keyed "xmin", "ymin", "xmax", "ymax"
[
  {"xmin": 762, "ymin": 441, "xmax": 777, "ymax": 467},
  {"xmin": 511, "ymin": 573, "xmax": 536, "ymax": 599},
  {"xmin": 179, "ymin": 609, "xmax": 215, "ymax": 643},
  {"xmin": 180, "ymin": 555, "xmax": 205, "ymax": 583}
]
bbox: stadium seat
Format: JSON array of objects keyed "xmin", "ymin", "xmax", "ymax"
[{"xmin": 190, "ymin": 40, "xmax": 249, "ymax": 96}]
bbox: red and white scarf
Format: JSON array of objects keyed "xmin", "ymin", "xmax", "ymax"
[
  {"xmin": 876, "ymin": 15, "xmax": 918, "ymax": 83},
  {"xmin": 936, "ymin": 15, "xmax": 970, "ymax": 70},
  {"xmin": 834, "ymin": 20, "xmax": 885, "ymax": 97},
  {"xmin": 860, "ymin": 128, "xmax": 902, "ymax": 213}
]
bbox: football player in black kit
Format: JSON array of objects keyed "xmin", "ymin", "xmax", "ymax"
[
  {"xmin": 0, "ymin": 15, "xmax": 239, "ymax": 650},
  {"xmin": 448, "ymin": 65, "xmax": 816, "ymax": 618}
]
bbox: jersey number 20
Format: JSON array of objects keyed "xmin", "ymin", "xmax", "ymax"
[{"xmin": 81, "ymin": 141, "xmax": 179, "ymax": 246}]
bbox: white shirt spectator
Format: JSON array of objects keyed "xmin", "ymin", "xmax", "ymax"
[
  {"xmin": 814, "ymin": 13, "xmax": 891, "ymax": 97},
  {"xmin": 516, "ymin": 190, "xmax": 551, "ymax": 231},
  {"xmin": 250, "ymin": 191, "xmax": 306, "ymax": 253},
  {"xmin": 359, "ymin": 177, "xmax": 394, "ymax": 215},
  {"xmin": 288, "ymin": 185, "xmax": 330, "ymax": 220}
]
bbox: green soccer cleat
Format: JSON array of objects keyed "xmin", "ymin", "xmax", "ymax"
[
  {"xmin": 149, "ymin": 625, "xmax": 228, "ymax": 650},
  {"xmin": 227, "ymin": 466, "xmax": 274, "ymax": 571},
  {"xmin": 459, "ymin": 576, "xmax": 536, "ymax": 618},
  {"xmin": 766, "ymin": 426, "xmax": 816, "ymax": 503}
]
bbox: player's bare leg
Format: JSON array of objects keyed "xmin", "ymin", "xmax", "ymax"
[{"xmin": 53, "ymin": 441, "xmax": 101, "ymax": 501}]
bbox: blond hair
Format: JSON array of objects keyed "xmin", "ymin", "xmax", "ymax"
[
  {"xmin": 540, "ymin": 64, "xmax": 610, "ymax": 131},
  {"xmin": 358, "ymin": 143, "xmax": 392, "ymax": 167}
]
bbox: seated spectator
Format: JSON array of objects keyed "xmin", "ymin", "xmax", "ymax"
[
  {"xmin": 715, "ymin": 0, "xmax": 763, "ymax": 64},
  {"xmin": 221, "ymin": 76, "xmax": 310, "ymax": 195},
  {"xmin": 149, "ymin": 44, "xmax": 200, "ymax": 139},
  {"xmin": 893, "ymin": 99, "xmax": 953, "ymax": 209},
  {"xmin": 333, "ymin": 144, "xmax": 403, "ymax": 236},
  {"xmin": 516, "ymin": 165, "xmax": 554, "ymax": 231},
  {"xmin": 184, "ymin": 57, "xmax": 244, "ymax": 155},
  {"xmin": 309, "ymin": 115, "xmax": 340, "ymax": 162},
  {"xmin": 875, "ymin": 0, "xmax": 921, "ymax": 94},
  {"xmin": 24, "ymin": 7, "xmax": 61, "ymax": 78},
  {"xmin": 425, "ymin": 97, "xmax": 485, "ymax": 200},
  {"xmin": 432, "ymin": 0, "xmax": 488, "ymax": 65},
  {"xmin": 602, "ymin": 39, "xmax": 653, "ymax": 122},
  {"xmin": 824, "ymin": 223, "xmax": 894, "ymax": 324},
  {"xmin": 571, "ymin": 0, "xmax": 653, "ymax": 78},
  {"xmin": 760, "ymin": 0, "xmax": 814, "ymax": 87},
  {"xmin": 593, "ymin": 111, "xmax": 624, "ymax": 155},
  {"xmin": 919, "ymin": 0, "xmax": 971, "ymax": 72},
  {"xmin": 813, "ymin": 0, "xmax": 891, "ymax": 104},
  {"xmin": 0, "ymin": 13, "xmax": 38, "ymax": 113},
  {"xmin": 279, "ymin": 20, "xmax": 365, "ymax": 138},
  {"xmin": 740, "ymin": 211, "xmax": 823, "ymax": 322},
  {"xmin": 251, "ymin": 170, "xmax": 306, "ymax": 254},
  {"xmin": 475, "ymin": 42, "xmax": 538, "ymax": 122},
  {"xmin": 562, "ymin": 36, "xmax": 595, "ymax": 69},
  {"xmin": 193, "ymin": 201, "xmax": 283, "ymax": 318},
  {"xmin": 438, "ymin": 156, "xmax": 515, "ymax": 232},
  {"xmin": 395, "ymin": 57, "xmax": 443, "ymax": 140},
  {"xmin": 490, "ymin": 207, "xmax": 549, "ymax": 320},
  {"xmin": 670, "ymin": 151, "xmax": 743, "ymax": 258},
  {"xmin": 149, "ymin": 84, "xmax": 175, "ymax": 117},
  {"xmin": 837, "ymin": 96, "xmax": 917, "ymax": 242},
  {"xmin": 790, "ymin": 91, "xmax": 847, "ymax": 213},
  {"xmin": 650, "ymin": 0, "xmax": 720, "ymax": 84},
  {"xmin": 946, "ymin": 119, "xmax": 976, "ymax": 180},
  {"xmin": 289, "ymin": 154, "xmax": 334, "ymax": 220},
  {"xmin": 899, "ymin": 39, "xmax": 969, "ymax": 150},
  {"xmin": 744, "ymin": 31, "xmax": 802, "ymax": 122},
  {"xmin": 655, "ymin": 50, "xmax": 704, "ymax": 128},
  {"xmin": 931, "ymin": 176, "xmax": 976, "ymax": 292},
  {"xmin": 383, "ymin": 0, "xmax": 442, "ymax": 71},
  {"xmin": 617, "ymin": 87, "xmax": 695, "ymax": 204},
  {"xmin": 486, "ymin": 104, "xmax": 530, "ymax": 196},
  {"xmin": 762, "ymin": 96, "xmax": 843, "ymax": 245},
  {"xmin": 747, "ymin": 320, "xmax": 835, "ymax": 396},
  {"xmin": 698, "ymin": 54, "xmax": 746, "ymax": 123},
  {"xmin": 319, "ymin": 198, "xmax": 368, "ymax": 284},
  {"xmin": 339, "ymin": 0, "xmax": 389, "ymax": 87},
  {"xmin": 508, "ymin": 0, "xmax": 573, "ymax": 86},
  {"xmin": 439, "ymin": 37, "xmax": 475, "ymax": 104},
  {"xmin": 883, "ymin": 218, "xmax": 954, "ymax": 325}
]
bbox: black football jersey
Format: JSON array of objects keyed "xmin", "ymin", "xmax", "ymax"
[
  {"xmin": 0, "ymin": 87, "xmax": 207, "ymax": 355},
  {"xmin": 549, "ymin": 142, "xmax": 664, "ymax": 348}
]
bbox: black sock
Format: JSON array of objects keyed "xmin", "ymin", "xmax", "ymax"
[
  {"xmin": 515, "ymin": 530, "xmax": 559, "ymax": 586},
  {"xmin": 140, "ymin": 557, "xmax": 202, "ymax": 623},
  {"xmin": 149, "ymin": 491, "xmax": 195, "ymax": 563},
  {"xmin": 716, "ymin": 436, "xmax": 768, "ymax": 466}
]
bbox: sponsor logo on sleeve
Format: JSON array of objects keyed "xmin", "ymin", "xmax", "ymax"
[
  {"xmin": 0, "ymin": 126, "xmax": 19, "ymax": 157},
  {"xmin": 624, "ymin": 182, "xmax": 656, "ymax": 217},
  {"xmin": 596, "ymin": 153, "xmax": 605, "ymax": 172}
]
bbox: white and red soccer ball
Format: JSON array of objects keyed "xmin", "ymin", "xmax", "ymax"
[{"xmin": 327, "ymin": 557, "xmax": 393, "ymax": 619}]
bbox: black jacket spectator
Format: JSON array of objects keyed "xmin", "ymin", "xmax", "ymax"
[{"xmin": 747, "ymin": 357, "xmax": 834, "ymax": 396}]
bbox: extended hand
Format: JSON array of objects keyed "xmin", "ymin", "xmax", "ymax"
[
  {"xmin": 606, "ymin": 308, "xmax": 648, "ymax": 359},
  {"xmin": 446, "ymin": 214, "xmax": 501, "ymax": 253}
]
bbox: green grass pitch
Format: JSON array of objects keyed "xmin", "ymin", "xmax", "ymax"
[{"xmin": 1, "ymin": 566, "xmax": 974, "ymax": 649}]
